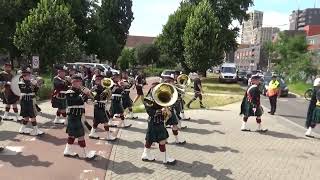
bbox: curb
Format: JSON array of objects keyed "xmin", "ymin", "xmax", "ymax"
[{"xmin": 289, "ymin": 91, "xmax": 302, "ymax": 98}]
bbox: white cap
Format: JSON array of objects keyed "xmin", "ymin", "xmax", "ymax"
[{"xmin": 314, "ymin": 78, "xmax": 320, "ymax": 86}]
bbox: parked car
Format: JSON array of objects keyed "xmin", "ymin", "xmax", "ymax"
[
  {"xmin": 219, "ymin": 63, "xmax": 237, "ymax": 83},
  {"xmin": 66, "ymin": 62, "xmax": 120, "ymax": 75},
  {"xmin": 237, "ymin": 70, "xmax": 247, "ymax": 81},
  {"xmin": 261, "ymin": 76, "xmax": 289, "ymax": 97},
  {"xmin": 160, "ymin": 70, "xmax": 179, "ymax": 80}
]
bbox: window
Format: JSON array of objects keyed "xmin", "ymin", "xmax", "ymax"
[{"xmin": 308, "ymin": 39, "xmax": 315, "ymax": 45}]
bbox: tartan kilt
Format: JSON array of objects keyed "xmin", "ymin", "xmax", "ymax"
[
  {"xmin": 122, "ymin": 94, "xmax": 133, "ymax": 109},
  {"xmin": 20, "ymin": 99, "xmax": 37, "ymax": 118},
  {"xmin": 145, "ymin": 119, "xmax": 169, "ymax": 143},
  {"xmin": 94, "ymin": 105, "xmax": 109, "ymax": 124},
  {"xmin": 242, "ymin": 99, "xmax": 263, "ymax": 117},
  {"xmin": 51, "ymin": 97, "xmax": 67, "ymax": 109},
  {"xmin": 66, "ymin": 114, "xmax": 85, "ymax": 138},
  {"xmin": 2, "ymin": 91, "xmax": 19, "ymax": 105},
  {"xmin": 312, "ymin": 106, "xmax": 320, "ymax": 124},
  {"xmin": 110, "ymin": 99, "xmax": 124, "ymax": 115},
  {"xmin": 165, "ymin": 110, "xmax": 179, "ymax": 126}
]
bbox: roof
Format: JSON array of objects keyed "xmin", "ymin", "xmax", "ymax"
[{"xmin": 125, "ymin": 35, "xmax": 155, "ymax": 48}]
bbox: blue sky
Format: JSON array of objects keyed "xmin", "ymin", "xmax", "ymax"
[{"xmin": 129, "ymin": 0, "xmax": 320, "ymax": 36}]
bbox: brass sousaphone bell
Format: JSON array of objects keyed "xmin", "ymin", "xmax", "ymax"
[
  {"xmin": 177, "ymin": 74, "xmax": 191, "ymax": 87},
  {"xmin": 151, "ymin": 83, "xmax": 178, "ymax": 107}
]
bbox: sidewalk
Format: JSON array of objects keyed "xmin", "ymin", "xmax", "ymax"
[{"xmin": 106, "ymin": 102, "xmax": 320, "ymax": 180}]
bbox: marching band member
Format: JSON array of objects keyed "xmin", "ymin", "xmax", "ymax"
[
  {"xmin": 163, "ymin": 75, "xmax": 186, "ymax": 144},
  {"xmin": 63, "ymin": 75, "xmax": 96, "ymax": 160},
  {"xmin": 0, "ymin": 63, "xmax": 21, "ymax": 121},
  {"xmin": 240, "ymin": 75, "xmax": 267, "ymax": 132},
  {"xmin": 174, "ymin": 71, "xmax": 190, "ymax": 121},
  {"xmin": 141, "ymin": 82, "xmax": 176, "ymax": 165},
  {"xmin": 110, "ymin": 74, "xmax": 131, "ymax": 128},
  {"xmin": 0, "ymin": 116, "xmax": 4, "ymax": 152},
  {"xmin": 305, "ymin": 78, "xmax": 320, "ymax": 138},
  {"xmin": 121, "ymin": 71, "xmax": 138, "ymax": 119},
  {"xmin": 89, "ymin": 74, "xmax": 116, "ymax": 141},
  {"xmin": 18, "ymin": 68, "xmax": 44, "ymax": 136},
  {"xmin": 52, "ymin": 66, "xmax": 69, "ymax": 124},
  {"xmin": 186, "ymin": 73, "xmax": 205, "ymax": 109},
  {"xmin": 133, "ymin": 71, "xmax": 145, "ymax": 104}
]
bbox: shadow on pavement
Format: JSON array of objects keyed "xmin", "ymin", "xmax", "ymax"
[
  {"xmin": 174, "ymin": 142, "xmax": 239, "ymax": 154},
  {"xmin": 278, "ymin": 114, "xmax": 306, "ymax": 119},
  {"xmin": 37, "ymin": 133, "xmax": 66, "ymax": 146},
  {"xmin": 124, "ymin": 126, "xmax": 146, "ymax": 134},
  {"xmin": 258, "ymin": 130, "xmax": 306, "ymax": 139},
  {"xmin": 165, "ymin": 160, "xmax": 233, "ymax": 179},
  {"xmin": 38, "ymin": 112, "xmax": 55, "ymax": 120},
  {"xmin": 0, "ymin": 130, "xmax": 19, "ymax": 141},
  {"xmin": 114, "ymin": 139, "xmax": 144, "ymax": 149},
  {"xmin": 92, "ymin": 157, "xmax": 154, "ymax": 175},
  {"xmin": 40, "ymin": 121, "xmax": 65, "ymax": 130},
  {"xmin": 187, "ymin": 119, "xmax": 221, "ymax": 126},
  {"xmin": 0, "ymin": 152, "xmax": 53, "ymax": 168},
  {"xmin": 182, "ymin": 127, "xmax": 225, "ymax": 135}
]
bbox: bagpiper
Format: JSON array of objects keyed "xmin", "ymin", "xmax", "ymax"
[
  {"xmin": 52, "ymin": 65, "xmax": 70, "ymax": 124},
  {"xmin": 141, "ymin": 82, "xmax": 176, "ymax": 165},
  {"xmin": 240, "ymin": 75, "xmax": 267, "ymax": 132},
  {"xmin": 63, "ymin": 75, "xmax": 96, "ymax": 160},
  {"xmin": 305, "ymin": 78, "xmax": 320, "ymax": 138},
  {"xmin": 89, "ymin": 74, "xmax": 116, "ymax": 141},
  {"xmin": 121, "ymin": 71, "xmax": 138, "ymax": 119},
  {"xmin": 18, "ymin": 67, "xmax": 44, "ymax": 136},
  {"xmin": 0, "ymin": 63, "xmax": 21, "ymax": 121},
  {"xmin": 109, "ymin": 73, "xmax": 131, "ymax": 128},
  {"xmin": 162, "ymin": 75, "xmax": 186, "ymax": 144}
]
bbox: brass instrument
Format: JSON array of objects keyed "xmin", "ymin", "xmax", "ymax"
[
  {"xmin": 144, "ymin": 83, "xmax": 178, "ymax": 121},
  {"xmin": 177, "ymin": 74, "xmax": 191, "ymax": 87},
  {"xmin": 91, "ymin": 78, "xmax": 114, "ymax": 100}
]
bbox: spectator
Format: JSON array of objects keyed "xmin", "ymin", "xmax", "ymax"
[{"xmin": 105, "ymin": 67, "xmax": 112, "ymax": 78}]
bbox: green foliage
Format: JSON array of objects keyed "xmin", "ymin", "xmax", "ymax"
[
  {"xmin": 95, "ymin": 0, "xmax": 134, "ymax": 64},
  {"xmin": 155, "ymin": 2, "xmax": 194, "ymax": 71},
  {"xmin": 142, "ymin": 67, "xmax": 166, "ymax": 77},
  {"xmin": 270, "ymin": 33, "xmax": 317, "ymax": 82},
  {"xmin": 288, "ymin": 82, "xmax": 312, "ymax": 96},
  {"xmin": 14, "ymin": 0, "xmax": 80, "ymax": 71},
  {"xmin": 183, "ymin": 0, "xmax": 222, "ymax": 74},
  {"xmin": 134, "ymin": 44, "xmax": 160, "ymax": 65},
  {"xmin": 157, "ymin": 54, "xmax": 176, "ymax": 68},
  {"xmin": 117, "ymin": 48, "xmax": 135, "ymax": 70},
  {"xmin": 0, "ymin": 0, "xmax": 38, "ymax": 61}
]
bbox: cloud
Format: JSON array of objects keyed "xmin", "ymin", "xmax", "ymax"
[{"xmin": 263, "ymin": 11, "xmax": 290, "ymax": 30}]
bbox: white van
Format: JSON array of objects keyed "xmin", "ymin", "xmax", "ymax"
[
  {"xmin": 66, "ymin": 62, "xmax": 120, "ymax": 75},
  {"xmin": 219, "ymin": 63, "xmax": 237, "ymax": 83}
]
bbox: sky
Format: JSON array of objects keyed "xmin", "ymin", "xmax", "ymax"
[{"xmin": 129, "ymin": 0, "xmax": 320, "ymax": 37}]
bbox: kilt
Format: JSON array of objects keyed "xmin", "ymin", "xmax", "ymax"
[
  {"xmin": 2, "ymin": 91, "xmax": 19, "ymax": 105},
  {"xmin": 312, "ymin": 106, "xmax": 320, "ymax": 124},
  {"xmin": 20, "ymin": 99, "xmax": 37, "ymax": 118},
  {"xmin": 145, "ymin": 119, "xmax": 169, "ymax": 143},
  {"xmin": 136, "ymin": 86, "xmax": 143, "ymax": 96},
  {"xmin": 51, "ymin": 97, "xmax": 67, "ymax": 109},
  {"xmin": 110, "ymin": 99, "xmax": 124, "ymax": 115},
  {"xmin": 122, "ymin": 94, "xmax": 133, "ymax": 109},
  {"xmin": 241, "ymin": 99, "xmax": 263, "ymax": 117},
  {"xmin": 94, "ymin": 105, "xmax": 109, "ymax": 124},
  {"xmin": 165, "ymin": 109, "xmax": 179, "ymax": 126},
  {"xmin": 66, "ymin": 114, "xmax": 85, "ymax": 138}
]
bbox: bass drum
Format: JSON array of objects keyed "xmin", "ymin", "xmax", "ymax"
[{"xmin": 10, "ymin": 75, "xmax": 22, "ymax": 96}]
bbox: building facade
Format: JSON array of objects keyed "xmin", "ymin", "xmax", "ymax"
[
  {"xmin": 234, "ymin": 45, "xmax": 262, "ymax": 71},
  {"xmin": 289, "ymin": 8, "xmax": 320, "ymax": 30},
  {"xmin": 241, "ymin": 11, "xmax": 263, "ymax": 44},
  {"xmin": 253, "ymin": 27, "xmax": 280, "ymax": 45}
]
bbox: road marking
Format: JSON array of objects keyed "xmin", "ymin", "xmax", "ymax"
[
  {"xmin": 278, "ymin": 99, "xmax": 289, "ymax": 102},
  {"xmin": 1, "ymin": 146, "xmax": 24, "ymax": 155}
]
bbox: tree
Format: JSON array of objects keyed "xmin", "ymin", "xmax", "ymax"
[
  {"xmin": 270, "ymin": 33, "xmax": 316, "ymax": 82},
  {"xmin": 0, "ymin": 0, "xmax": 39, "ymax": 64},
  {"xmin": 117, "ymin": 48, "xmax": 135, "ymax": 70},
  {"xmin": 96, "ymin": 0, "xmax": 134, "ymax": 64},
  {"xmin": 135, "ymin": 44, "xmax": 160, "ymax": 66},
  {"xmin": 155, "ymin": 2, "xmax": 194, "ymax": 71},
  {"xmin": 183, "ymin": 0, "xmax": 222, "ymax": 75},
  {"xmin": 14, "ymin": 0, "xmax": 80, "ymax": 71}
]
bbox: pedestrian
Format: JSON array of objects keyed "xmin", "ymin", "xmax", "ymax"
[
  {"xmin": 240, "ymin": 75, "xmax": 267, "ymax": 132},
  {"xmin": 18, "ymin": 67, "xmax": 44, "ymax": 136},
  {"xmin": 91, "ymin": 68, "xmax": 101, "ymax": 86},
  {"xmin": 267, "ymin": 74, "xmax": 281, "ymax": 115},
  {"xmin": 105, "ymin": 67, "xmax": 113, "ymax": 78},
  {"xmin": 63, "ymin": 74, "xmax": 96, "ymax": 160},
  {"xmin": 305, "ymin": 78, "xmax": 320, "ymax": 138},
  {"xmin": 88, "ymin": 74, "xmax": 116, "ymax": 141},
  {"xmin": 133, "ymin": 71, "xmax": 145, "ymax": 104},
  {"xmin": 141, "ymin": 82, "xmax": 176, "ymax": 165},
  {"xmin": 186, "ymin": 72, "xmax": 205, "ymax": 109},
  {"xmin": 84, "ymin": 66, "xmax": 93, "ymax": 88},
  {"xmin": 121, "ymin": 71, "xmax": 138, "ymax": 119}
]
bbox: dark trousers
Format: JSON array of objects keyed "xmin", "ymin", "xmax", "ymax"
[{"xmin": 269, "ymin": 95, "xmax": 278, "ymax": 113}]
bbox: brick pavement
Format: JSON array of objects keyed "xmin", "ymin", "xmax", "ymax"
[{"xmin": 106, "ymin": 102, "xmax": 320, "ymax": 180}]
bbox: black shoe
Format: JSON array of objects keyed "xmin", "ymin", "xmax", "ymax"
[
  {"xmin": 268, "ymin": 111, "xmax": 271, "ymax": 114},
  {"xmin": 305, "ymin": 135, "xmax": 315, "ymax": 138},
  {"xmin": 186, "ymin": 104, "xmax": 191, "ymax": 109},
  {"xmin": 200, "ymin": 105, "xmax": 206, "ymax": 109}
]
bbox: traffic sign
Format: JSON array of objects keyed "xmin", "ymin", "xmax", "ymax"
[{"xmin": 32, "ymin": 56, "xmax": 39, "ymax": 69}]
